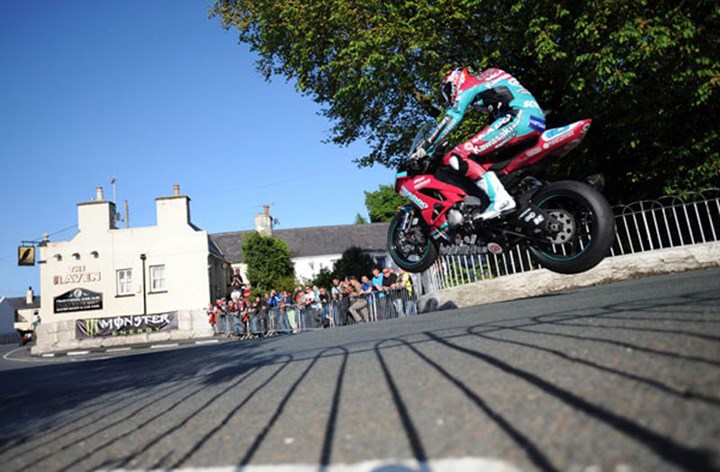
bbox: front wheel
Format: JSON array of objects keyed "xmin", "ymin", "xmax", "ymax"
[
  {"xmin": 528, "ymin": 181, "xmax": 615, "ymax": 274},
  {"xmin": 387, "ymin": 208, "xmax": 438, "ymax": 272}
]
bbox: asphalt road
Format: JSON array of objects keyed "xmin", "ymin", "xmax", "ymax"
[{"xmin": 1, "ymin": 268, "xmax": 719, "ymax": 472}]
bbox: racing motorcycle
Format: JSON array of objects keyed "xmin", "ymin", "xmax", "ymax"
[{"xmin": 388, "ymin": 119, "xmax": 615, "ymax": 274}]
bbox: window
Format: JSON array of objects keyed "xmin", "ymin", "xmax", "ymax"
[
  {"xmin": 117, "ymin": 269, "xmax": 133, "ymax": 296},
  {"xmin": 150, "ymin": 265, "xmax": 166, "ymax": 292}
]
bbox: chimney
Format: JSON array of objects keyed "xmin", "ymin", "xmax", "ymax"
[
  {"xmin": 156, "ymin": 185, "xmax": 191, "ymax": 228},
  {"xmin": 255, "ymin": 205, "xmax": 273, "ymax": 237},
  {"xmin": 78, "ymin": 187, "xmax": 116, "ymax": 235},
  {"xmin": 26, "ymin": 287, "xmax": 33, "ymax": 305}
]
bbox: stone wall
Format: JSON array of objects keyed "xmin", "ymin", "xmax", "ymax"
[
  {"xmin": 31, "ymin": 309, "xmax": 213, "ymax": 355},
  {"xmin": 418, "ymin": 241, "xmax": 720, "ymax": 313}
]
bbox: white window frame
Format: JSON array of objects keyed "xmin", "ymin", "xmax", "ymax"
[
  {"xmin": 150, "ymin": 264, "xmax": 166, "ymax": 293},
  {"xmin": 117, "ymin": 268, "xmax": 133, "ymax": 296}
]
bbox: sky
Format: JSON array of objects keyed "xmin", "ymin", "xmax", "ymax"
[{"xmin": 0, "ymin": 0, "xmax": 397, "ymax": 297}]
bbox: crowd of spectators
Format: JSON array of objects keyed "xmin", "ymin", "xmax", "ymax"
[{"xmin": 207, "ymin": 267, "xmax": 416, "ymax": 340}]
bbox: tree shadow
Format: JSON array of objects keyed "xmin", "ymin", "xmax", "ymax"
[
  {"xmin": 1, "ymin": 281, "xmax": 718, "ymax": 471},
  {"xmin": 425, "ymin": 331, "xmax": 717, "ymax": 472}
]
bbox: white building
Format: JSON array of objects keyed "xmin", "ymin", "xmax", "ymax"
[
  {"xmin": 2, "ymin": 287, "xmax": 41, "ymax": 343},
  {"xmin": 32, "ymin": 185, "xmax": 229, "ymax": 354},
  {"xmin": 212, "ymin": 207, "xmax": 392, "ymax": 283}
]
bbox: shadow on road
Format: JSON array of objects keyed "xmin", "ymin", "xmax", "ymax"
[{"xmin": 1, "ymin": 284, "xmax": 719, "ymax": 471}]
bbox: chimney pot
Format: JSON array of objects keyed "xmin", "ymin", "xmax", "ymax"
[
  {"xmin": 174, "ymin": 184, "xmax": 180, "ymax": 196},
  {"xmin": 263, "ymin": 204, "xmax": 270, "ymax": 215},
  {"xmin": 26, "ymin": 286, "xmax": 33, "ymax": 305},
  {"xmin": 96, "ymin": 186, "xmax": 104, "ymax": 201}
]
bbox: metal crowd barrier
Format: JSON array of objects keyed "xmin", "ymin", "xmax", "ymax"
[{"xmin": 211, "ymin": 288, "xmax": 418, "ymax": 338}]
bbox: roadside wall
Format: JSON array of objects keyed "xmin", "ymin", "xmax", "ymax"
[
  {"xmin": 418, "ymin": 241, "xmax": 720, "ymax": 312},
  {"xmin": 30, "ymin": 309, "xmax": 213, "ymax": 355}
]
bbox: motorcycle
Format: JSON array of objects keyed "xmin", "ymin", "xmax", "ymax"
[{"xmin": 388, "ymin": 119, "xmax": 615, "ymax": 274}]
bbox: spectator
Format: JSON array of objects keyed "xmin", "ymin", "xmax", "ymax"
[
  {"xmin": 227, "ymin": 300, "xmax": 240, "ymax": 336},
  {"xmin": 217, "ymin": 298, "xmax": 229, "ymax": 335},
  {"xmin": 267, "ymin": 289, "xmax": 280, "ymax": 336},
  {"xmin": 234, "ymin": 297, "xmax": 248, "ymax": 337},
  {"xmin": 347, "ymin": 275, "xmax": 368, "ymax": 323},
  {"xmin": 318, "ymin": 287, "xmax": 331, "ymax": 328},
  {"xmin": 247, "ymin": 297, "xmax": 258, "ymax": 337},
  {"xmin": 383, "ymin": 267, "xmax": 405, "ymax": 318},
  {"xmin": 371, "ymin": 268, "xmax": 384, "ymax": 292},
  {"xmin": 372, "ymin": 268, "xmax": 391, "ymax": 320},
  {"xmin": 278, "ymin": 290, "xmax": 293, "ymax": 334},
  {"xmin": 231, "ymin": 269, "xmax": 243, "ymax": 285},
  {"xmin": 300, "ymin": 287, "xmax": 319, "ymax": 329},
  {"xmin": 240, "ymin": 296, "xmax": 251, "ymax": 339},
  {"xmin": 255, "ymin": 294, "xmax": 268, "ymax": 337},
  {"xmin": 207, "ymin": 303, "xmax": 218, "ymax": 336},
  {"xmin": 331, "ymin": 277, "xmax": 346, "ymax": 327},
  {"xmin": 360, "ymin": 275, "xmax": 377, "ymax": 321},
  {"xmin": 397, "ymin": 267, "xmax": 416, "ymax": 316}
]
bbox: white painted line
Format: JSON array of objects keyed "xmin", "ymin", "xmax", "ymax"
[
  {"xmin": 106, "ymin": 347, "xmax": 132, "ymax": 353},
  {"xmin": 2, "ymin": 347, "xmax": 26, "ymax": 361},
  {"xmin": 101, "ymin": 457, "xmax": 523, "ymax": 472},
  {"xmin": 195, "ymin": 339, "xmax": 219, "ymax": 345},
  {"xmin": 67, "ymin": 350, "xmax": 90, "ymax": 356},
  {"xmin": 42, "ymin": 353, "xmax": 56, "ymax": 358},
  {"xmin": 150, "ymin": 343, "xmax": 179, "ymax": 349}
]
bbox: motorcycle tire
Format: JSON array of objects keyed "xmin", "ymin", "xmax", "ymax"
[
  {"xmin": 387, "ymin": 209, "xmax": 438, "ymax": 273},
  {"xmin": 528, "ymin": 180, "xmax": 615, "ymax": 274}
]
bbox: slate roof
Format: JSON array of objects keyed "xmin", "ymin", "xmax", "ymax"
[
  {"xmin": 8, "ymin": 296, "xmax": 41, "ymax": 312},
  {"xmin": 211, "ymin": 222, "xmax": 390, "ymax": 263}
]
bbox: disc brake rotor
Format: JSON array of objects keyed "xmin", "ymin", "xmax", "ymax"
[{"xmin": 546, "ymin": 209, "xmax": 576, "ymax": 244}]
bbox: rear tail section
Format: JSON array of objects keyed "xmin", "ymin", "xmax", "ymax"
[
  {"xmin": 503, "ymin": 119, "xmax": 592, "ymax": 173},
  {"xmin": 539, "ymin": 119, "xmax": 592, "ymax": 158}
]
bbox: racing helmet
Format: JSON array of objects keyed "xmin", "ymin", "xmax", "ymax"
[{"xmin": 441, "ymin": 67, "xmax": 470, "ymax": 105}]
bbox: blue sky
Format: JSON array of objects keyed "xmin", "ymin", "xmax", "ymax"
[{"xmin": 0, "ymin": 0, "xmax": 397, "ymax": 297}]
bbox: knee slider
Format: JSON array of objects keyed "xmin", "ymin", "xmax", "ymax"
[{"xmin": 448, "ymin": 155, "xmax": 468, "ymax": 175}]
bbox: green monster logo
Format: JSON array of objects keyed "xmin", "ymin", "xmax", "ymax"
[{"xmin": 85, "ymin": 318, "xmax": 99, "ymax": 337}]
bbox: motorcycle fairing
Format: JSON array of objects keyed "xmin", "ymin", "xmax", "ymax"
[
  {"xmin": 500, "ymin": 119, "xmax": 592, "ymax": 174},
  {"xmin": 395, "ymin": 119, "xmax": 592, "ymax": 236}
]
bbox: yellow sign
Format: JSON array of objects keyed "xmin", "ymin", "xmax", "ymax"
[{"xmin": 18, "ymin": 246, "xmax": 35, "ymax": 266}]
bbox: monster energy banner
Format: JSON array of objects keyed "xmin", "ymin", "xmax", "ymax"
[{"xmin": 76, "ymin": 313, "xmax": 178, "ymax": 338}]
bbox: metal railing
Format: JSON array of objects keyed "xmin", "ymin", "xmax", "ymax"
[
  {"xmin": 428, "ymin": 188, "xmax": 720, "ymax": 291},
  {"xmin": 211, "ymin": 288, "xmax": 417, "ymax": 337}
]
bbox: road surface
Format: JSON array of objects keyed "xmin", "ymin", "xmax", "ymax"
[{"xmin": 1, "ymin": 269, "xmax": 719, "ymax": 471}]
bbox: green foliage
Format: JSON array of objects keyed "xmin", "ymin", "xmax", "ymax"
[
  {"xmin": 364, "ymin": 184, "xmax": 406, "ymax": 222},
  {"xmin": 332, "ymin": 246, "xmax": 375, "ymax": 279},
  {"xmin": 354, "ymin": 212, "xmax": 369, "ymax": 224},
  {"xmin": 240, "ymin": 231, "xmax": 295, "ymax": 292},
  {"xmin": 213, "ymin": 0, "xmax": 720, "ymax": 202},
  {"xmin": 309, "ymin": 266, "xmax": 335, "ymax": 290}
]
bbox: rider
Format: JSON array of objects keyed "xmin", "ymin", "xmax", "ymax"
[{"xmin": 411, "ymin": 67, "xmax": 546, "ymax": 220}]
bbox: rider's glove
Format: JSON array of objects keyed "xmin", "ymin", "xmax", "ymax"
[{"xmin": 410, "ymin": 147, "xmax": 427, "ymax": 162}]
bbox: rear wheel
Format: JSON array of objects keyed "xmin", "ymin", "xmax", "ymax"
[
  {"xmin": 387, "ymin": 208, "xmax": 438, "ymax": 272},
  {"xmin": 528, "ymin": 181, "xmax": 614, "ymax": 274}
]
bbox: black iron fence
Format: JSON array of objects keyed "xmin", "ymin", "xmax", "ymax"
[{"xmin": 427, "ymin": 188, "xmax": 720, "ymax": 290}]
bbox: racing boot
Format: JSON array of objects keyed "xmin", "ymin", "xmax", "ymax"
[{"xmin": 474, "ymin": 171, "xmax": 516, "ymax": 220}]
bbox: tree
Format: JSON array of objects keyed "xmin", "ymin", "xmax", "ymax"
[
  {"xmin": 309, "ymin": 266, "xmax": 335, "ymax": 290},
  {"xmin": 240, "ymin": 231, "xmax": 295, "ymax": 292},
  {"xmin": 364, "ymin": 184, "xmax": 406, "ymax": 222},
  {"xmin": 213, "ymin": 1, "xmax": 719, "ymax": 203},
  {"xmin": 332, "ymin": 246, "xmax": 375, "ymax": 279},
  {"xmin": 354, "ymin": 212, "xmax": 369, "ymax": 224}
]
